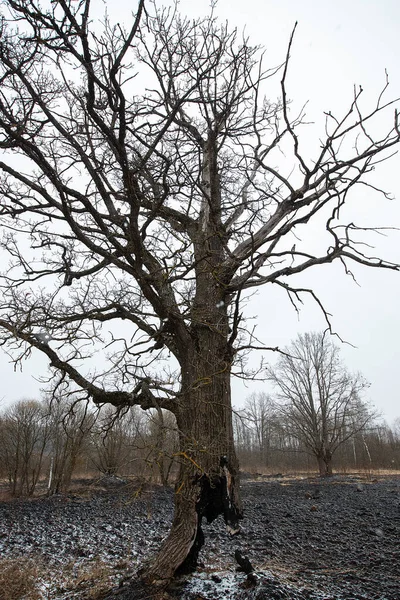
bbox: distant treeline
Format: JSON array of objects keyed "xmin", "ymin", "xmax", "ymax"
[
  {"xmin": 0, "ymin": 397, "xmax": 178, "ymax": 497},
  {"xmin": 234, "ymin": 393, "xmax": 400, "ymax": 475},
  {"xmin": 0, "ymin": 394, "xmax": 398, "ymax": 497}
]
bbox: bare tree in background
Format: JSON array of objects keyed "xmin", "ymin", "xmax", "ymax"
[
  {"xmin": 45, "ymin": 395, "xmax": 94, "ymax": 494},
  {"xmin": 0, "ymin": 0, "xmax": 399, "ymax": 584},
  {"xmin": 242, "ymin": 392, "xmax": 277, "ymax": 467},
  {"xmin": 0, "ymin": 399, "xmax": 49, "ymax": 496},
  {"xmin": 267, "ymin": 332, "xmax": 375, "ymax": 476},
  {"xmin": 146, "ymin": 407, "xmax": 179, "ymax": 485},
  {"xmin": 91, "ymin": 404, "xmax": 145, "ymax": 477}
]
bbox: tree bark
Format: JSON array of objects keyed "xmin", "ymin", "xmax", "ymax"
[
  {"xmin": 317, "ymin": 452, "xmax": 333, "ymax": 477},
  {"xmin": 142, "ymin": 342, "xmax": 242, "ymax": 584}
]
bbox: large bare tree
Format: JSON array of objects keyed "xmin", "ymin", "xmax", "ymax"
[
  {"xmin": 267, "ymin": 332, "xmax": 374, "ymax": 476},
  {"xmin": 0, "ymin": 0, "xmax": 399, "ymax": 585}
]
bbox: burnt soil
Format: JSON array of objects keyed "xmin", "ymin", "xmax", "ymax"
[{"xmin": 0, "ymin": 474, "xmax": 399, "ymax": 599}]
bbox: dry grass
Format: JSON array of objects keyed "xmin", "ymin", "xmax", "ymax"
[
  {"xmin": 61, "ymin": 559, "xmax": 117, "ymax": 599},
  {"xmin": 0, "ymin": 558, "xmax": 41, "ymax": 600},
  {"xmin": 0, "ymin": 556, "xmax": 130, "ymax": 600},
  {"xmin": 46, "ymin": 558, "xmax": 125, "ymax": 599},
  {"xmin": 243, "ymin": 468, "xmax": 400, "ymax": 480}
]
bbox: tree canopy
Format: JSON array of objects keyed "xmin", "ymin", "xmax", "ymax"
[{"xmin": 0, "ymin": 1, "xmax": 398, "ymax": 405}]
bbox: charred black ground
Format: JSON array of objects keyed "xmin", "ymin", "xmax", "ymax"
[{"xmin": 0, "ymin": 474, "xmax": 399, "ymax": 599}]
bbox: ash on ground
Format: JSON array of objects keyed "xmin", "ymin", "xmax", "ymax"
[{"xmin": 0, "ymin": 475, "xmax": 399, "ymax": 599}]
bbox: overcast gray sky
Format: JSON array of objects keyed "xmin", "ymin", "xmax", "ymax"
[
  {"xmin": 0, "ymin": 0, "xmax": 399, "ymax": 424},
  {"xmin": 214, "ymin": 0, "xmax": 400, "ymax": 424}
]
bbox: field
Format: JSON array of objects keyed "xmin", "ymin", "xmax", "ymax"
[{"xmin": 0, "ymin": 474, "xmax": 399, "ymax": 599}]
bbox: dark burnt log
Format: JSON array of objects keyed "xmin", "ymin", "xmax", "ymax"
[{"xmin": 234, "ymin": 549, "xmax": 254, "ymax": 574}]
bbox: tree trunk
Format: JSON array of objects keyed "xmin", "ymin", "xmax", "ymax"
[
  {"xmin": 317, "ymin": 451, "xmax": 333, "ymax": 477},
  {"xmin": 142, "ymin": 191, "xmax": 242, "ymax": 584},
  {"xmin": 142, "ymin": 345, "xmax": 242, "ymax": 585}
]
